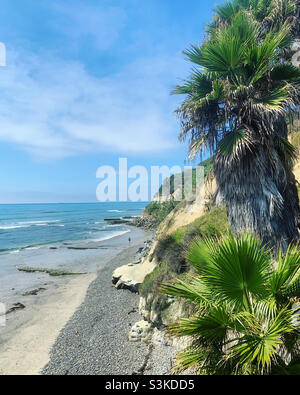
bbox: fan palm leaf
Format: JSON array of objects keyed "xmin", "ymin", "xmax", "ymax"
[{"xmin": 162, "ymin": 233, "xmax": 300, "ymax": 374}]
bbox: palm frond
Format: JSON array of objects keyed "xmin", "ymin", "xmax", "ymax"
[
  {"xmin": 169, "ymin": 306, "xmax": 232, "ymax": 341},
  {"xmin": 229, "ymin": 307, "xmax": 294, "ymax": 371},
  {"xmin": 217, "ymin": 127, "xmax": 253, "ymax": 161},
  {"xmin": 270, "ymin": 244, "xmax": 300, "ymax": 299},
  {"xmin": 160, "ymin": 277, "xmax": 211, "ymax": 305},
  {"xmin": 202, "ymin": 232, "xmax": 271, "ymax": 310}
]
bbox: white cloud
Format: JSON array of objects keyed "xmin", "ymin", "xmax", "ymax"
[{"xmin": 0, "ymin": 48, "xmax": 183, "ymax": 159}]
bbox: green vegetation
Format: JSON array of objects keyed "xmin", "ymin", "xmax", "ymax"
[
  {"xmin": 161, "ymin": 232, "xmax": 300, "ymax": 375},
  {"xmin": 174, "ymin": 0, "xmax": 300, "ymax": 249},
  {"xmin": 144, "ymin": 158, "xmax": 214, "ymax": 225},
  {"xmin": 143, "ymin": 157, "xmax": 215, "ymax": 225},
  {"xmin": 17, "ymin": 266, "xmax": 87, "ymax": 276},
  {"xmin": 143, "ymin": 200, "xmax": 179, "ymax": 222},
  {"xmin": 290, "ymin": 127, "xmax": 300, "ymax": 150},
  {"xmin": 180, "ymin": 206, "xmax": 228, "ymax": 243},
  {"xmin": 140, "ymin": 0, "xmax": 300, "ymax": 375},
  {"xmin": 140, "ymin": 207, "xmax": 228, "ymax": 297},
  {"xmin": 199, "ymin": 157, "xmax": 213, "ymax": 177},
  {"xmin": 157, "ymin": 158, "xmax": 213, "ymax": 197}
]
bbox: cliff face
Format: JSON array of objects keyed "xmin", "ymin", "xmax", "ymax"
[
  {"xmin": 156, "ymin": 176, "xmax": 219, "ymax": 237},
  {"xmin": 139, "ymin": 142, "xmax": 300, "ymax": 330},
  {"xmin": 114, "ymin": 142, "xmax": 300, "ymax": 348},
  {"xmin": 138, "ymin": 177, "xmax": 226, "ymax": 329}
]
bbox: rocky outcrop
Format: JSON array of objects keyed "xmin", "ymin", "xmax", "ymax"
[
  {"xmin": 111, "ymin": 239, "xmax": 156, "ymax": 293},
  {"xmin": 131, "ymin": 216, "xmax": 160, "ymax": 230},
  {"xmin": 139, "ymin": 293, "xmax": 196, "ymax": 328},
  {"xmin": 112, "ymin": 259, "xmax": 156, "ymax": 293}
]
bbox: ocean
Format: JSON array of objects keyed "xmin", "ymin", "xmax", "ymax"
[
  {"xmin": 0, "ymin": 202, "xmax": 147, "ymax": 253},
  {"xmin": 0, "ymin": 202, "xmax": 148, "ymax": 303}
]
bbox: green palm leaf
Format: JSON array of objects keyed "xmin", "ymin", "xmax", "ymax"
[
  {"xmin": 270, "ymin": 245, "xmax": 300, "ymax": 299},
  {"xmin": 169, "ymin": 306, "xmax": 232, "ymax": 341},
  {"xmin": 160, "ymin": 276, "xmax": 211, "ymax": 305},
  {"xmin": 202, "ymin": 233, "xmax": 271, "ymax": 309},
  {"xmin": 229, "ymin": 308, "xmax": 294, "ymax": 371},
  {"xmin": 217, "ymin": 128, "xmax": 252, "ymax": 159},
  {"xmin": 271, "ymin": 64, "xmax": 300, "ymax": 82}
]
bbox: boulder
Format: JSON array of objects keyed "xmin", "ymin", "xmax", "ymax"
[
  {"xmin": 112, "ymin": 260, "xmax": 156, "ymax": 293},
  {"xmin": 128, "ymin": 320, "xmax": 153, "ymax": 342}
]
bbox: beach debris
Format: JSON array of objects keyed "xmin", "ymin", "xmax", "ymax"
[
  {"xmin": 17, "ymin": 266, "xmax": 87, "ymax": 276},
  {"xmin": 132, "ymin": 343, "xmax": 154, "ymax": 375},
  {"xmin": 6, "ymin": 302, "xmax": 25, "ymax": 314},
  {"xmin": 22, "ymin": 287, "xmax": 46, "ymax": 296}
]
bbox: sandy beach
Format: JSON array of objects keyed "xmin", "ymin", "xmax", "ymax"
[
  {"xmin": 0, "ymin": 273, "xmax": 96, "ymax": 375},
  {"xmin": 0, "ymin": 227, "xmax": 154, "ymax": 375}
]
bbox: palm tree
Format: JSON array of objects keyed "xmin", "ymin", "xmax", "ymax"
[
  {"xmin": 174, "ymin": 11, "xmax": 300, "ymax": 250},
  {"xmin": 209, "ymin": 0, "xmax": 299, "ymax": 64},
  {"xmin": 161, "ymin": 232, "xmax": 300, "ymax": 375},
  {"xmin": 208, "ymin": 0, "xmax": 297, "ymax": 33}
]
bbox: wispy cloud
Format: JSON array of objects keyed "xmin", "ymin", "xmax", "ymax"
[{"xmin": 0, "ymin": 47, "xmax": 183, "ymax": 159}]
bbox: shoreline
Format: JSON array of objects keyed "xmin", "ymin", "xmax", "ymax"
[{"xmin": 0, "ymin": 227, "xmax": 150, "ymax": 375}]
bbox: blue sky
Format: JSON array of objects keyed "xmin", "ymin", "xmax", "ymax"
[{"xmin": 0, "ymin": 0, "xmax": 214, "ymax": 203}]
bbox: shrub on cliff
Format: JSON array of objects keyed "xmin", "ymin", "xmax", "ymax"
[
  {"xmin": 161, "ymin": 232, "xmax": 300, "ymax": 375},
  {"xmin": 140, "ymin": 207, "xmax": 228, "ymax": 299},
  {"xmin": 143, "ymin": 200, "xmax": 179, "ymax": 222}
]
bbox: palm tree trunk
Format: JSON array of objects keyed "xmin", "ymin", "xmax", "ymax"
[
  {"xmin": 214, "ymin": 129, "xmax": 299, "ymax": 251},
  {"xmin": 296, "ymin": 1, "xmax": 300, "ymax": 39}
]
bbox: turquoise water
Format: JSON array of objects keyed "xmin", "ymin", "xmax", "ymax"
[{"xmin": 0, "ymin": 202, "xmax": 146, "ymax": 253}]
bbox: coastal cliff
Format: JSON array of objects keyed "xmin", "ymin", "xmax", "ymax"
[
  {"xmin": 111, "ymin": 172, "xmax": 227, "ymax": 358},
  {"xmin": 112, "ymin": 137, "xmax": 300, "ymax": 365}
]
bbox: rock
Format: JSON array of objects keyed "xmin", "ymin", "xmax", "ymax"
[
  {"xmin": 112, "ymin": 260, "xmax": 156, "ymax": 293},
  {"xmin": 128, "ymin": 320, "xmax": 154, "ymax": 342},
  {"xmin": 6, "ymin": 303, "xmax": 25, "ymax": 314},
  {"xmin": 22, "ymin": 287, "xmax": 46, "ymax": 296},
  {"xmin": 104, "ymin": 218, "xmax": 130, "ymax": 225},
  {"xmin": 131, "ymin": 216, "xmax": 160, "ymax": 230}
]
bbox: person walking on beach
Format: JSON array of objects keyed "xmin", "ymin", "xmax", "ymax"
[{"xmin": 128, "ymin": 237, "xmax": 131, "ymax": 244}]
